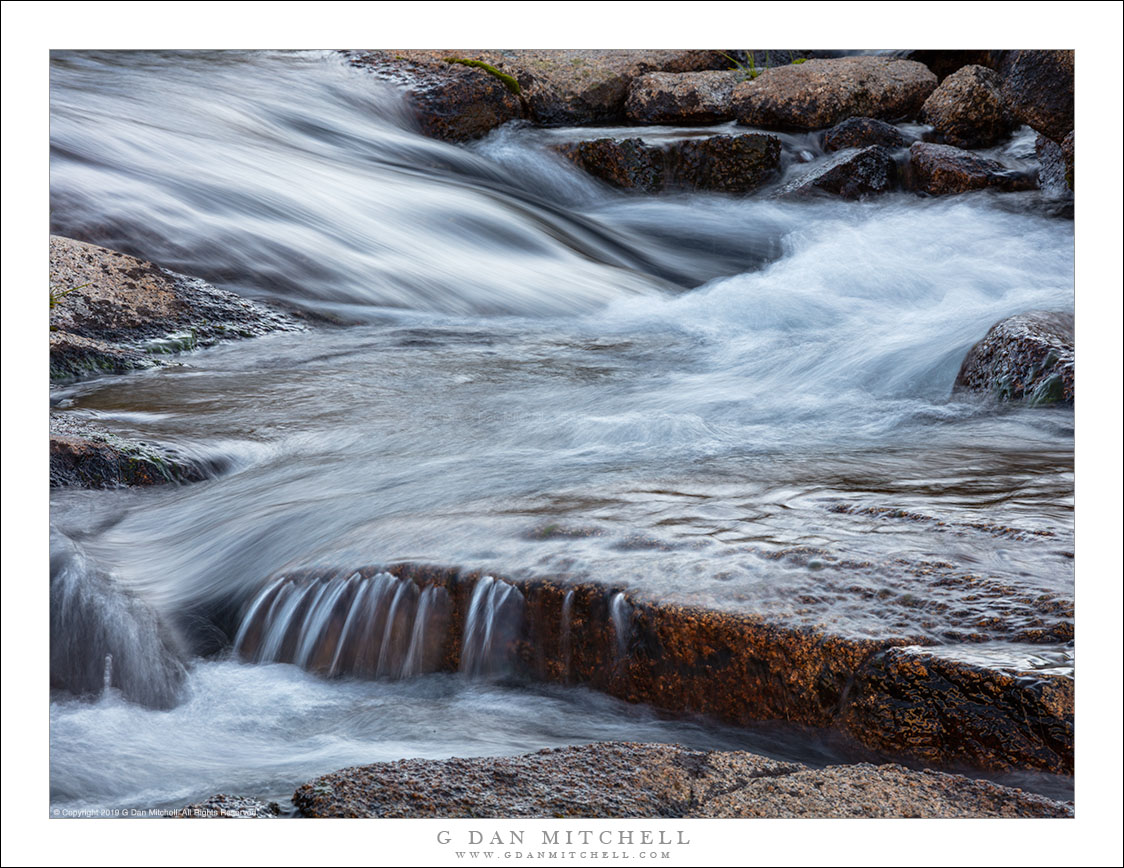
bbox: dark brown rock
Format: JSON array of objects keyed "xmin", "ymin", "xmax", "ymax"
[
  {"xmin": 49, "ymin": 236, "xmax": 297, "ymax": 381},
  {"xmin": 1061, "ymin": 130, "xmax": 1074, "ymax": 190},
  {"xmin": 843, "ymin": 646, "xmax": 1074, "ymax": 774},
  {"xmin": 733, "ymin": 57, "xmax": 937, "ymax": 131},
  {"xmin": 823, "ymin": 116, "xmax": 915, "ymax": 152},
  {"xmin": 777, "ymin": 146, "xmax": 898, "ymax": 199},
  {"xmin": 292, "ymin": 742, "xmax": 1072, "ymax": 818},
  {"xmin": 173, "ymin": 795, "xmax": 281, "ymax": 819},
  {"xmin": 555, "ymin": 134, "xmax": 781, "ymax": 194},
  {"xmin": 624, "ymin": 70, "xmax": 740, "ymax": 124},
  {"xmin": 954, "ymin": 311, "xmax": 1074, "ymax": 405},
  {"xmin": 920, "ymin": 64, "xmax": 1015, "ymax": 148},
  {"xmin": 49, "ymin": 415, "xmax": 210, "ymax": 489},
  {"xmin": 998, "ymin": 50, "xmax": 1074, "ymax": 144},
  {"xmin": 900, "ymin": 50, "xmax": 1003, "ymax": 82},
  {"xmin": 908, "ymin": 142, "xmax": 1037, "ymax": 195}
]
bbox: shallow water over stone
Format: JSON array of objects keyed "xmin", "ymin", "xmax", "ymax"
[{"xmin": 49, "ymin": 50, "xmax": 1073, "ymax": 813}]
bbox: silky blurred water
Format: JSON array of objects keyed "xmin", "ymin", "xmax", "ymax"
[{"xmin": 49, "ymin": 50, "xmax": 1074, "ymax": 811}]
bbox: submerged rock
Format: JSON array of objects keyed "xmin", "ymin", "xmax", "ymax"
[
  {"xmin": 920, "ymin": 64, "xmax": 1015, "ymax": 148},
  {"xmin": 777, "ymin": 146, "xmax": 898, "ymax": 199},
  {"xmin": 292, "ymin": 742, "xmax": 1072, "ymax": 818},
  {"xmin": 49, "ymin": 415, "xmax": 214, "ymax": 489},
  {"xmin": 173, "ymin": 795, "xmax": 281, "ymax": 819},
  {"xmin": 954, "ymin": 311, "xmax": 1074, "ymax": 405},
  {"xmin": 624, "ymin": 70, "xmax": 740, "ymax": 124},
  {"xmin": 822, "ymin": 116, "xmax": 916, "ymax": 152},
  {"xmin": 908, "ymin": 142, "xmax": 1037, "ymax": 195},
  {"xmin": 998, "ymin": 50, "xmax": 1074, "ymax": 145},
  {"xmin": 733, "ymin": 57, "xmax": 937, "ymax": 131},
  {"xmin": 49, "ymin": 236, "xmax": 297, "ymax": 381},
  {"xmin": 555, "ymin": 133, "xmax": 781, "ymax": 194}
]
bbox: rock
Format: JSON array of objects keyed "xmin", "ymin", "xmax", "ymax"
[
  {"xmin": 920, "ymin": 64, "xmax": 1015, "ymax": 148},
  {"xmin": 624, "ymin": 70, "xmax": 740, "ymax": 124},
  {"xmin": 823, "ymin": 116, "xmax": 916, "ymax": 152},
  {"xmin": 49, "ymin": 236, "xmax": 297, "ymax": 381},
  {"xmin": 908, "ymin": 142, "xmax": 1037, "ymax": 195},
  {"xmin": 555, "ymin": 133, "xmax": 781, "ymax": 194},
  {"xmin": 350, "ymin": 50, "xmax": 729, "ymax": 133},
  {"xmin": 954, "ymin": 311, "xmax": 1074, "ymax": 406},
  {"xmin": 900, "ymin": 50, "xmax": 1002, "ymax": 82},
  {"xmin": 292, "ymin": 742, "xmax": 1072, "ymax": 818},
  {"xmin": 733, "ymin": 57, "xmax": 937, "ymax": 131},
  {"xmin": 1035, "ymin": 134, "xmax": 1070, "ymax": 196},
  {"xmin": 998, "ymin": 50, "xmax": 1074, "ymax": 144},
  {"xmin": 843, "ymin": 645, "xmax": 1073, "ymax": 774},
  {"xmin": 49, "ymin": 415, "xmax": 214, "ymax": 489},
  {"xmin": 1061, "ymin": 130, "xmax": 1074, "ymax": 190},
  {"xmin": 173, "ymin": 795, "xmax": 281, "ymax": 819},
  {"xmin": 777, "ymin": 146, "xmax": 898, "ymax": 199}
]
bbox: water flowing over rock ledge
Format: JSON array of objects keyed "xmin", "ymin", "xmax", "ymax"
[
  {"xmin": 289, "ymin": 742, "xmax": 1071, "ymax": 818},
  {"xmin": 234, "ymin": 566, "xmax": 1073, "ymax": 775}
]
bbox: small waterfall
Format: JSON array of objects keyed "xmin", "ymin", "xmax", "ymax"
[
  {"xmin": 50, "ymin": 528, "xmax": 187, "ymax": 709},
  {"xmin": 609, "ymin": 592, "xmax": 632, "ymax": 661},
  {"xmin": 460, "ymin": 576, "xmax": 524, "ymax": 679},
  {"xmin": 560, "ymin": 589, "xmax": 575, "ymax": 682},
  {"xmin": 234, "ymin": 571, "xmax": 449, "ymax": 680}
]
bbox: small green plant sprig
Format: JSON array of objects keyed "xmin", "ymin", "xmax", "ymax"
[
  {"xmin": 444, "ymin": 57, "xmax": 521, "ymax": 95},
  {"xmin": 50, "ymin": 283, "xmax": 89, "ymax": 310},
  {"xmin": 723, "ymin": 51, "xmax": 805, "ymax": 81}
]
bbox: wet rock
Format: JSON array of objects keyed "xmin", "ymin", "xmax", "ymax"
[
  {"xmin": 49, "ymin": 236, "xmax": 297, "ymax": 381},
  {"xmin": 624, "ymin": 71, "xmax": 740, "ymax": 124},
  {"xmin": 998, "ymin": 50, "xmax": 1074, "ymax": 145},
  {"xmin": 823, "ymin": 116, "xmax": 915, "ymax": 152},
  {"xmin": 733, "ymin": 57, "xmax": 937, "ymax": 131},
  {"xmin": 292, "ymin": 742, "xmax": 1072, "ymax": 818},
  {"xmin": 1036, "ymin": 134, "xmax": 1070, "ymax": 196},
  {"xmin": 920, "ymin": 65, "xmax": 1015, "ymax": 148},
  {"xmin": 1061, "ymin": 130, "xmax": 1074, "ymax": 190},
  {"xmin": 49, "ymin": 415, "xmax": 212, "ymax": 489},
  {"xmin": 351, "ymin": 50, "xmax": 728, "ymax": 133},
  {"xmin": 900, "ymin": 50, "xmax": 1002, "ymax": 82},
  {"xmin": 173, "ymin": 795, "xmax": 281, "ymax": 819},
  {"xmin": 555, "ymin": 133, "xmax": 781, "ymax": 194},
  {"xmin": 777, "ymin": 146, "xmax": 897, "ymax": 199},
  {"xmin": 843, "ymin": 646, "xmax": 1074, "ymax": 775},
  {"xmin": 908, "ymin": 142, "xmax": 1037, "ymax": 195},
  {"xmin": 954, "ymin": 311, "xmax": 1074, "ymax": 406}
]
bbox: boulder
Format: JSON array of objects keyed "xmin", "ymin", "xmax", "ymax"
[
  {"xmin": 908, "ymin": 142, "xmax": 1037, "ymax": 195},
  {"xmin": 777, "ymin": 146, "xmax": 898, "ymax": 199},
  {"xmin": 555, "ymin": 133, "xmax": 781, "ymax": 194},
  {"xmin": 49, "ymin": 415, "xmax": 212, "ymax": 489},
  {"xmin": 733, "ymin": 57, "xmax": 937, "ymax": 131},
  {"xmin": 292, "ymin": 742, "xmax": 1072, "ymax": 818},
  {"xmin": 1035, "ymin": 134, "xmax": 1069, "ymax": 196},
  {"xmin": 954, "ymin": 310, "xmax": 1074, "ymax": 405},
  {"xmin": 624, "ymin": 70, "xmax": 740, "ymax": 124},
  {"xmin": 823, "ymin": 116, "xmax": 916, "ymax": 152},
  {"xmin": 349, "ymin": 50, "xmax": 729, "ymax": 133},
  {"xmin": 998, "ymin": 50, "xmax": 1074, "ymax": 145},
  {"xmin": 49, "ymin": 236, "xmax": 297, "ymax": 381},
  {"xmin": 899, "ymin": 50, "xmax": 1003, "ymax": 82},
  {"xmin": 920, "ymin": 64, "xmax": 1015, "ymax": 148}
]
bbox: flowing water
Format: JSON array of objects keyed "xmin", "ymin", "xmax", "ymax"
[{"xmin": 49, "ymin": 50, "xmax": 1074, "ymax": 812}]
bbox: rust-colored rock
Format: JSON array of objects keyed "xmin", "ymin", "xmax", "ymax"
[
  {"xmin": 292, "ymin": 742, "xmax": 1072, "ymax": 818},
  {"xmin": 954, "ymin": 310, "xmax": 1074, "ymax": 406},
  {"xmin": 733, "ymin": 57, "xmax": 937, "ymax": 131},
  {"xmin": 908, "ymin": 142, "xmax": 1037, "ymax": 195},
  {"xmin": 555, "ymin": 134, "xmax": 781, "ymax": 194},
  {"xmin": 624, "ymin": 70, "xmax": 740, "ymax": 124},
  {"xmin": 822, "ymin": 116, "xmax": 915, "ymax": 152},
  {"xmin": 777, "ymin": 146, "xmax": 898, "ymax": 199},
  {"xmin": 920, "ymin": 64, "xmax": 1015, "ymax": 148},
  {"xmin": 49, "ymin": 236, "xmax": 296, "ymax": 381},
  {"xmin": 998, "ymin": 50, "xmax": 1074, "ymax": 144}
]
